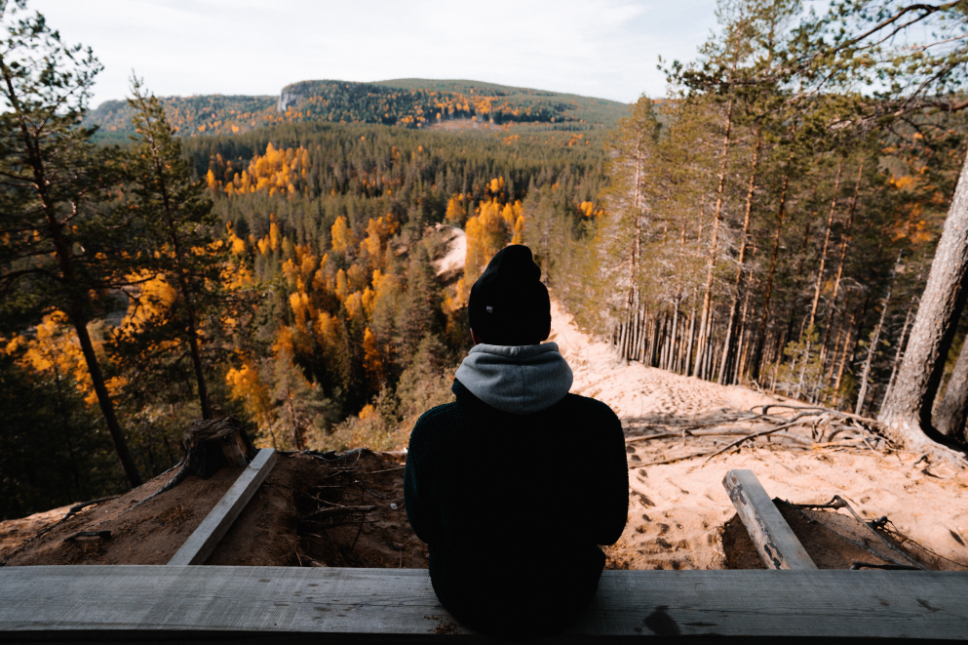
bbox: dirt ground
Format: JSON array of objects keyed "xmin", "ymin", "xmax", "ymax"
[
  {"xmin": 2, "ymin": 286, "xmax": 967, "ymax": 572},
  {"xmin": 1, "ymin": 450, "xmax": 426, "ymax": 569}
]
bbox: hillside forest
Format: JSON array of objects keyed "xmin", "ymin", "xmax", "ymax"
[
  {"xmin": 2, "ymin": 0, "xmax": 968, "ymax": 520},
  {"xmin": 85, "ymin": 78, "xmax": 629, "ymax": 144}
]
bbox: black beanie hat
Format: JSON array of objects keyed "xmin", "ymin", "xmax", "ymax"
[{"xmin": 468, "ymin": 245, "xmax": 551, "ymax": 346}]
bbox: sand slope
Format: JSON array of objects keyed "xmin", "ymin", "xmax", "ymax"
[{"xmin": 549, "ymin": 299, "xmax": 968, "ymax": 570}]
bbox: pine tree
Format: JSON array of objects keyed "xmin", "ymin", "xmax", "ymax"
[
  {"xmin": 0, "ymin": 0, "xmax": 142, "ymax": 487},
  {"xmin": 111, "ymin": 78, "xmax": 230, "ymax": 420},
  {"xmin": 811, "ymin": 1, "xmax": 968, "ymax": 459}
]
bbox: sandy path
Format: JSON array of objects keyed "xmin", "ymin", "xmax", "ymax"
[
  {"xmin": 549, "ymin": 298, "xmax": 968, "ymax": 570},
  {"xmin": 433, "ymin": 225, "xmax": 466, "ymax": 277}
]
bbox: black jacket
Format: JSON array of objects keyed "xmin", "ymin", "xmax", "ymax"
[{"xmin": 404, "ymin": 379, "xmax": 629, "ymax": 639}]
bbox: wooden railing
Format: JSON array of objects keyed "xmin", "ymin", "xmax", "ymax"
[
  {"xmin": 3, "ymin": 460, "xmax": 965, "ymax": 642},
  {"xmin": 1, "ymin": 565, "xmax": 967, "ymax": 642}
]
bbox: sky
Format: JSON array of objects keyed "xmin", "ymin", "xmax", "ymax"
[{"xmin": 31, "ymin": 0, "xmax": 721, "ymax": 108}]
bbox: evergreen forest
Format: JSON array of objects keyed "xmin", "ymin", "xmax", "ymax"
[
  {"xmin": 3, "ymin": 0, "xmax": 968, "ymax": 520},
  {"xmin": 85, "ymin": 78, "xmax": 628, "ymax": 144}
]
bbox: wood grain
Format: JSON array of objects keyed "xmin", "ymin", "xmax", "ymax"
[
  {"xmin": 724, "ymin": 468, "xmax": 818, "ymax": 570},
  {"xmin": 2, "ymin": 566, "xmax": 966, "ymax": 642},
  {"xmin": 167, "ymin": 448, "xmax": 277, "ymax": 566}
]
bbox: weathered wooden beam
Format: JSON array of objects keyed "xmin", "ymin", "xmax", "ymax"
[
  {"xmin": 1, "ymin": 566, "xmax": 966, "ymax": 642},
  {"xmin": 167, "ymin": 448, "xmax": 277, "ymax": 566},
  {"xmin": 723, "ymin": 468, "xmax": 817, "ymax": 570}
]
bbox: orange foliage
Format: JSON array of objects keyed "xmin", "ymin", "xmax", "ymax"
[
  {"xmin": 225, "ymin": 357, "xmax": 274, "ymax": 430},
  {"xmin": 220, "ymin": 144, "xmax": 310, "ymax": 197},
  {"xmin": 445, "ymin": 195, "xmax": 465, "ymax": 224},
  {"xmin": 344, "ymin": 291, "xmax": 364, "ymax": 320},
  {"xmin": 4, "ymin": 312, "xmax": 124, "ymax": 405},
  {"xmin": 335, "ymin": 268, "xmax": 349, "ymax": 302},
  {"xmin": 331, "ymin": 216, "xmax": 356, "ymax": 255},
  {"xmin": 362, "ymin": 326, "xmax": 384, "ymax": 385},
  {"xmin": 360, "ymin": 213, "xmax": 398, "ymax": 262},
  {"xmin": 579, "ymin": 201, "xmax": 605, "ymax": 218}
]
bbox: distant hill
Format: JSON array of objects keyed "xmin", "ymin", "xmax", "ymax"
[{"xmin": 85, "ymin": 79, "xmax": 629, "ymax": 140}]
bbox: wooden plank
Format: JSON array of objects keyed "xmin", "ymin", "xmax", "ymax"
[
  {"xmin": 167, "ymin": 448, "xmax": 277, "ymax": 566},
  {"xmin": 723, "ymin": 469, "xmax": 817, "ymax": 570},
  {"xmin": 1, "ymin": 566, "xmax": 967, "ymax": 642}
]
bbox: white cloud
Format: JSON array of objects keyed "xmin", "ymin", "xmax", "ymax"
[{"xmin": 30, "ymin": 0, "xmax": 719, "ymax": 107}]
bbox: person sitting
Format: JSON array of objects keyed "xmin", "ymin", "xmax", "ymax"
[{"xmin": 404, "ymin": 244, "xmax": 629, "ymax": 640}]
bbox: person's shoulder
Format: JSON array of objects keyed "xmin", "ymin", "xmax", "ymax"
[
  {"xmin": 562, "ymin": 392, "xmax": 618, "ymax": 419},
  {"xmin": 409, "ymin": 401, "xmax": 460, "ymax": 460},
  {"xmin": 560, "ymin": 392, "xmax": 620, "ymax": 420},
  {"xmin": 412, "ymin": 401, "xmax": 460, "ymax": 436}
]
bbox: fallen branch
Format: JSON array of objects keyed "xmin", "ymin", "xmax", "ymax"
[
  {"xmin": 702, "ymin": 414, "xmax": 819, "ymax": 464},
  {"xmin": 850, "ymin": 561, "xmax": 922, "ymax": 571},
  {"xmin": 751, "ymin": 404, "xmax": 829, "ymax": 416},
  {"xmin": 354, "ymin": 466, "xmax": 406, "ymax": 476},
  {"xmin": 33, "ymin": 496, "xmax": 121, "ymax": 540},
  {"xmin": 752, "ymin": 403, "xmax": 889, "ymax": 430},
  {"xmin": 63, "ymin": 530, "xmax": 111, "ymax": 542},
  {"xmin": 625, "ymin": 428, "xmax": 753, "ymax": 444},
  {"xmin": 305, "ymin": 504, "xmax": 377, "ymax": 519},
  {"xmin": 629, "ymin": 451, "xmax": 710, "ymax": 469}
]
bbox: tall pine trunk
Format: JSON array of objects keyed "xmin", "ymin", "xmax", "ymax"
[
  {"xmin": 820, "ymin": 162, "xmax": 863, "ymax": 369},
  {"xmin": 881, "ymin": 304, "xmax": 915, "ymax": 414},
  {"xmin": 879, "ymin": 155, "xmax": 968, "ymax": 461},
  {"xmin": 808, "ymin": 161, "xmax": 844, "ymax": 331},
  {"xmin": 855, "ymin": 258, "xmax": 897, "ymax": 416},
  {"xmin": 718, "ymin": 128, "xmax": 761, "ymax": 385},
  {"xmin": 694, "ymin": 95, "xmax": 734, "ymax": 378},
  {"xmin": 750, "ymin": 167, "xmax": 790, "ymax": 381},
  {"xmin": 934, "ymin": 335, "xmax": 968, "ymax": 440}
]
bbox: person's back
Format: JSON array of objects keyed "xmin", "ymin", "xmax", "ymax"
[{"xmin": 405, "ymin": 245, "xmax": 629, "ymax": 639}]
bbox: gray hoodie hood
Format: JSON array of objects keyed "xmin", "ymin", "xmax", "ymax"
[{"xmin": 454, "ymin": 342, "xmax": 573, "ymax": 415}]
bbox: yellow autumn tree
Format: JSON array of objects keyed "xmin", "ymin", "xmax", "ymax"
[
  {"xmin": 464, "ymin": 199, "xmax": 511, "ymax": 281},
  {"xmin": 345, "ymin": 291, "xmax": 364, "ymax": 320},
  {"xmin": 335, "ymin": 268, "xmax": 349, "ymax": 302},
  {"xmin": 331, "ymin": 215, "xmax": 356, "ymax": 255},
  {"xmin": 225, "ymin": 358, "xmax": 274, "ymax": 435},
  {"xmin": 362, "ymin": 326, "xmax": 384, "ymax": 387},
  {"xmin": 222, "ymin": 143, "xmax": 310, "ymax": 196},
  {"xmin": 445, "ymin": 194, "xmax": 465, "ymax": 224},
  {"xmin": 2, "ymin": 311, "xmax": 120, "ymax": 405}
]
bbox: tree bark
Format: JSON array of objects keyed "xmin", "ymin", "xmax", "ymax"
[
  {"xmin": 749, "ymin": 168, "xmax": 789, "ymax": 382},
  {"xmin": 808, "ymin": 161, "xmax": 844, "ymax": 331},
  {"xmin": 855, "ymin": 260, "xmax": 896, "ymax": 416},
  {"xmin": 719, "ymin": 127, "xmax": 761, "ymax": 385},
  {"xmin": 820, "ymin": 162, "xmax": 864, "ymax": 369},
  {"xmin": 878, "ymin": 155, "xmax": 968, "ymax": 461},
  {"xmin": 934, "ymin": 334, "xmax": 968, "ymax": 441},
  {"xmin": 694, "ymin": 95, "xmax": 734, "ymax": 378},
  {"xmin": 881, "ymin": 303, "xmax": 915, "ymax": 413}
]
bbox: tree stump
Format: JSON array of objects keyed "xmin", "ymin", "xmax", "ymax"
[
  {"xmin": 133, "ymin": 417, "xmax": 256, "ymax": 509},
  {"xmin": 180, "ymin": 417, "xmax": 256, "ymax": 479}
]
